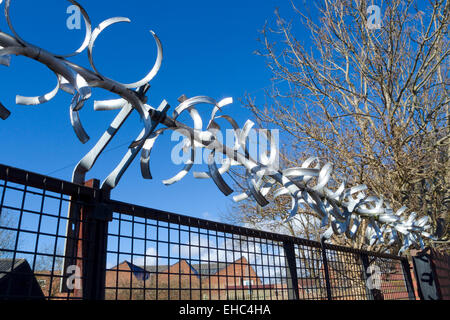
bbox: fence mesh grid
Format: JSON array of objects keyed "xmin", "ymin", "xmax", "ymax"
[
  {"xmin": 0, "ymin": 164, "xmax": 416, "ymax": 301},
  {"xmin": 105, "ymin": 211, "xmax": 293, "ymax": 300},
  {"xmin": 0, "ymin": 176, "xmax": 90, "ymax": 300},
  {"xmin": 367, "ymin": 255, "xmax": 410, "ymax": 300}
]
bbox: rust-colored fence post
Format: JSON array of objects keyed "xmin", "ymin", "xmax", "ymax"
[
  {"xmin": 80, "ymin": 179, "xmax": 112, "ymax": 300},
  {"xmin": 63, "ymin": 179, "xmax": 112, "ymax": 300}
]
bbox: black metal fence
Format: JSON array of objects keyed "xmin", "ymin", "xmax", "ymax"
[{"xmin": 0, "ymin": 164, "xmax": 416, "ymax": 300}]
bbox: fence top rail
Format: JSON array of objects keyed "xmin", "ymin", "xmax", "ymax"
[
  {"xmin": 322, "ymin": 242, "xmax": 405, "ymax": 261},
  {"xmin": 0, "ymin": 163, "xmax": 101, "ymax": 199},
  {"xmin": 0, "ymin": 163, "xmax": 406, "ymax": 262}
]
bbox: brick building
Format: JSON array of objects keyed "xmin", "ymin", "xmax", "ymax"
[{"xmin": 105, "ymin": 256, "xmax": 262, "ymax": 300}]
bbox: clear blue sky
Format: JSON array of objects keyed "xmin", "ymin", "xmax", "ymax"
[
  {"xmin": 0, "ymin": 0, "xmax": 433, "ymax": 271},
  {"xmin": 0, "ymin": 0, "xmax": 304, "ymax": 223}
]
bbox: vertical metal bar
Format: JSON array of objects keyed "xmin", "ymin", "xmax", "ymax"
[
  {"xmin": 188, "ymin": 220, "xmax": 192, "ymax": 300},
  {"xmin": 282, "ymin": 241, "xmax": 299, "ymax": 300},
  {"xmin": 143, "ymin": 213, "xmax": 147, "ymax": 300},
  {"xmin": 244, "ymin": 234, "xmax": 250, "ymax": 300},
  {"xmin": 401, "ymin": 257, "xmax": 416, "ymax": 300},
  {"xmin": 215, "ymin": 227, "xmax": 220, "ymax": 300},
  {"xmin": 320, "ymin": 238, "xmax": 332, "ymax": 300},
  {"xmin": 115, "ymin": 212, "xmax": 121, "ymax": 300},
  {"xmin": 155, "ymin": 219, "xmax": 159, "ymax": 300},
  {"xmin": 239, "ymin": 235, "xmax": 245, "ymax": 300},
  {"xmin": 167, "ymin": 220, "xmax": 171, "ymax": 300},
  {"xmin": 50, "ymin": 190, "xmax": 65, "ymax": 298},
  {"xmin": 7, "ymin": 180, "xmax": 27, "ymax": 297},
  {"xmin": 231, "ymin": 232, "xmax": 237, "ymax": 300},
  {"xmin": 270, "ymin": 240, "xmax": 277, "ymax": 300},
  {"xmin": 223, "ymin": 229, "xmax": 229, "ymax": 300},
  {"xmin": 207, "ymin": 226, "xmax": 211, "ymax": 300},
  {"xmin": 61, "ymin": 192, "xmax": 82, "ymax": 293},
  {"xmin": 178, "ymin": 217, "xmax": 181, "ymax": 301},
  {"xmin": 129, "ymin": 212, "xmax": 135, "ymax": 300},
  {"xmin": 29, "ymin": 185, "xmax": 46, "ymax": 298},
  {"xmin": 266, "ymin": 239, "xmax": 272, "ymax": 300}
]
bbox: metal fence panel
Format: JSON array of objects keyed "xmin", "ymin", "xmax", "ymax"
[
  {"xmin": 0, "ymin": 164, "xmax": 417, "ymax": 301},
  {"xmin": 104, "ymin": 209, "xmax": 292, "ymax": 301},
  {"xmin": 0, "ymin": 166, "xmax": 91, "ymax": 300}
]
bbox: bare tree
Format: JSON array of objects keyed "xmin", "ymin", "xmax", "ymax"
[
  {"xmin": 33, "ymin": 243, "xmax": 64, "ymax": 274},
  {"xmin": 229, "ymin": 0, "xmax": 449, "ymax": 254},
  {"xmin": 0, "ymin": 210, "xmax": 15, "ymax": 259}
]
